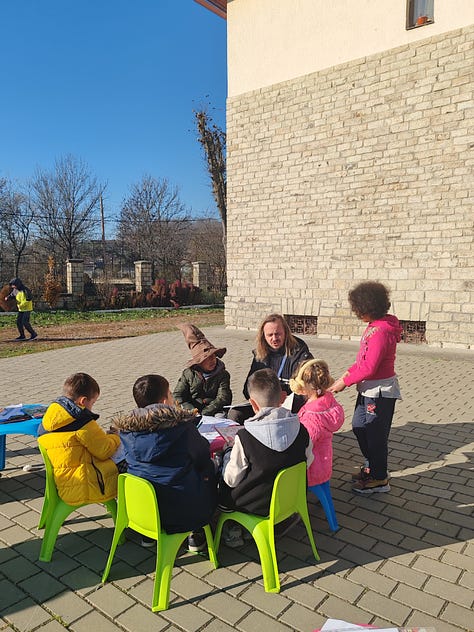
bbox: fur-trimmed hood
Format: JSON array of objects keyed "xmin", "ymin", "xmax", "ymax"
[{"xmin": 112, "ymin": 404, "xmax": 195, "ymax": 433}]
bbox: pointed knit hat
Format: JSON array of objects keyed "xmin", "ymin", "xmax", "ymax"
[{"xmin": 178, "ymin": 323, "xmax": 226, "ymax": 368}]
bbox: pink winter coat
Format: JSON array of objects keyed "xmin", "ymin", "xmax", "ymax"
[{"xmin": 298, "ymin": 391, "xmax": 344, "ymax": 486}]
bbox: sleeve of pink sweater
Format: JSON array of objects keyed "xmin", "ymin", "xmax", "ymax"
[{"xmin": 343, "ymin": 326, "xmax": 388, "ymax": 387}]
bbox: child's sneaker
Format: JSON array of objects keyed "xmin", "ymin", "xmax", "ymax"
[
  {"xmin": 141, "ymin": 535, "xmax": 155, "ymax": 548},
  {"xmin": 352, "ymin": 477, "xmax": 390, "ymax": 494},
  {"xmin": 351, "ymin": 465, "xmax": 371, "ymax": 481},
  {"xmin": 187, "ymin": 529, "xmax": 207, "ymax": 552},
  {"xmin": 223, "ymin": 523, "xmax": 244, "ymax": 548}
]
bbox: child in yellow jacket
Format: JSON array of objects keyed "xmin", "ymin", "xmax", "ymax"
[{"xmin": 38, "ymin": 373, "xmax": 120, "ymax": 505}]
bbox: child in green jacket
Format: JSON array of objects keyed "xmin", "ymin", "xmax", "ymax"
[{"xmin": 173, "ymin": 324, "xmax": 232, "ymax": 417}]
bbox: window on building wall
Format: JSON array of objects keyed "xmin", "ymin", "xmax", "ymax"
[{"xmin": 406, "ymin": 0, "xmax": 434, "ymax": 29}]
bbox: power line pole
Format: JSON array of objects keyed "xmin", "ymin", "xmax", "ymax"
[{"xmin": 100, "ymin": 195, "xmax": 107, "ymax": 279}]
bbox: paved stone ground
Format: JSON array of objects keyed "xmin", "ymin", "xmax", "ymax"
[{"xmin": 1, "ymin": 326, "xmax": 473, "ymax": 632}]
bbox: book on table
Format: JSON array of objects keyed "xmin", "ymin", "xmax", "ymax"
[{"xmin": 0, "ymin": 403, "xmax": 47, "ymax": 424}]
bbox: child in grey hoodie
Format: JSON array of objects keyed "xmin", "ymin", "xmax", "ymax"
[{"xmin": 219, "ymin": 368, "xmax": 313, "ymax": 519}]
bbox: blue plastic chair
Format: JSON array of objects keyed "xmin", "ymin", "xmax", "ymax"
[{"xmin": 308, "ymin": 481, "xmax": 339, "ymax": 532}]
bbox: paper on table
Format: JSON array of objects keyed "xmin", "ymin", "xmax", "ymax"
[
  {"xmin": 319, "ymin": 620, "xmax": 402, "ymax": 632},
  {"xmin": 198, "ymin": 416, "xmax": 240, "ymax": 443}
]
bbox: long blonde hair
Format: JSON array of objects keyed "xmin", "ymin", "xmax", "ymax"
[{"xmin": 255, "ymin": 313, "xmax": 298, "ymax": 361}]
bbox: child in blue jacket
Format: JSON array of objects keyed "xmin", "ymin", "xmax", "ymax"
[{"xmin": 112, "ymin": 374, "xmax": 217, "ymax": 551}]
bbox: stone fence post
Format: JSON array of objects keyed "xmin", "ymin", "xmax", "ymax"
[
  {"xmin": 192, "ymin": 261, "xmax": 209, "ymax": 290},
  {"xmin": 66, "ymin": 259, "xmax": 84, "ymax": 297},
  {"xmin": 134, "ymin": 260, "xmax": 153, "ymax": 293}
]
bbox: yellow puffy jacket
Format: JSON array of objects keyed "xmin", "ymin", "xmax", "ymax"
[{"xmin": 38, "ymin": 398, "xmax": 120, "ymax": 506}]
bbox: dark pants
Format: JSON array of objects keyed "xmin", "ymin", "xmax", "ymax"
[
  {"xmin": 17, "ymin": 311, "xmax": 36, "ymax": 337},
  {"xmin": 352, "ymin": 393, "xmax": 396, "ymax": 480}
]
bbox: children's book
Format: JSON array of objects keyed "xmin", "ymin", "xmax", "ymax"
[
  {"xmin": 0, "ymin": 403, "xmax": 47, "ymax": 424},
  {"xmin": 215, "ymin": 424, "xmax": 241, "ymax": 445}
]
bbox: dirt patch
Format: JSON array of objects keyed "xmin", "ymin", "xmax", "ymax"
[{"xmin": 0, "ymin": 310, "xmax": 224, "ymax": 358}]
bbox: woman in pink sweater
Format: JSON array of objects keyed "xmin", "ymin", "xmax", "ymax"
[{"xmin": 330, "ymin": 281, "xmax": 402, "ymax": 494}]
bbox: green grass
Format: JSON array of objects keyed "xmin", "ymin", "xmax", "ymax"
[{"xmin": 0, "ymin": 306, "xmax": 223, "ymax": 330}]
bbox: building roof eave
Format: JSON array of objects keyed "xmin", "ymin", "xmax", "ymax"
[{"xmin": 194, "ymin": 0, "xmax": 227, "ymax": 20}]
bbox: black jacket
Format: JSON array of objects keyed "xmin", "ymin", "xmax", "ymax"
[{"xmin": 243, "ymin": 336, "xmax": 313, "ymax": 411}]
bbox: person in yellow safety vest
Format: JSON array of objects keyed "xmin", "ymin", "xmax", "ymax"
[{"xmin": 7, "ymin": 277, "xmax": 38, "ymax": 341}]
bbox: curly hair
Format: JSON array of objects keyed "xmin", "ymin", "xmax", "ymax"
[
  {"xmin": 290, "ymin": 359, "xmax": 333, "ymax": 396},
  {"xmin": 255, "ymin": 313, "xmax": 298, "ymax": 361},
  {"xmin": 348, "ymin": 281, "xmax": 391, "ymax": 321}
]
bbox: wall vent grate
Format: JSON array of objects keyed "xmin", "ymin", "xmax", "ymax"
[
  {"xmin": 284, "ymin": 314, "xmax": 318, "ymax": 335},
  {"xmin": 400, "ymin": 320, "xmax": 427, "ymax": 344}
]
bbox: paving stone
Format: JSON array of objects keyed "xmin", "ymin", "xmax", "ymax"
[
  {"xmin": 0, "ymin": 578, "xmax": 28, "ymax": 609},
  {"xmin": 0, "ymin": 524, "xmax": 35, "ymax": 545},
  {"xmin": 281, "ymin": 581, "xmax": 327, "ymax": 610},
  {"xmin": 85, "ymin": 582, "xmax": 136, "ymax": 618},
  {"xmin": 0, "ymin": 555, "xmax": 40, "ymax": 583},
  {"xmin": 346, "ymin": 566, "xmax": 397, "ymax": 596},
  {"xmin": 441, "ymin": 601, "xmax": 474, "ymax": 629},
  {"xmin": 2, "ymin": 598, "xmax": 52, "ymax": 631},
  {"xmin": 357, "ymin": 590, "xmax": 411, "ymax": 626},
  {"xmin": 203, "ymin": 567, "xmax": 250, "ymax": 597},
  {"xmin": 18, "ymin": 573, "xmax": 65, "ymax": 602},
  {"xmin": 160, "ymin": 601, "xmax": 213, "ymax": 631},
  {"xmin": 318, "ymin": 595, "xmax": 372, "ymax": 626},
  {"xmin": 412, "ymin": 554, "xmax": 462, "ymax": 582},
  {"xmin": 314, "ymin": 572, "xmax": 365, "ymax": 602},
  {"xmin": 68, "ymin": 610, "xmax": 124, "ymax": 632},
  {"xmin": 200, "ymin": 619, "xmax": 237, "ymax": 632},
  {"xmin": 59, "ymin": 566, "xmax": 102, "ymax": 596},
  {"xmin": 404, "ymin": 610, "xmax": 464, "ymax": 632},
  {"xmin": 200, "ymin": 589, "xmax": 252, "ymax": 624},
  {"xmin": 279, "ymin": 602, "xmax": 326, "ymax": 631},
  {"xmin": 38, "ymin": 621, "xmax": 70, "ymax": 632},
  {"xmin": 236, "ymin": 609, "xmax": 293, "ymax": 632},
  {"xmin": 116, "ymin": 603, "xmax": 169, "ymax": 632},
  {"xmin": 1, "ymin": 330, "xmax": 473, "ymax": 632},
  {"xmin": 443, "ymin": 548, "xmax": 474, "ymax": 573},
  {"xmin": 43, "ymin": 591, "xmax": 94, "ymax": 625},
  {"xmin": 424, "ymin": 575, "xmax": 474, "ymax": 609},
  {"xmin": 392, "ymin": 583, "xmax": 444, "ymax": 616}
]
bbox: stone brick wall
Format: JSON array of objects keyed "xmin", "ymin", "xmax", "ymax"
[{"xmin": 225, "ymin": 26, "xmax": 473, "ymax": 349}]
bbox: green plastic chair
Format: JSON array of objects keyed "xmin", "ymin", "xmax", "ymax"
[
  {"xmin": 214, "ymin": 461, "xmax": 319, "ymax": 593},
  {"xmin": 37, "ymin": 443, "xmax": 118, "ymax": 562},
  {"xmin": 101, "ymin": 473, "xmax": 218, "ymax": 612}
]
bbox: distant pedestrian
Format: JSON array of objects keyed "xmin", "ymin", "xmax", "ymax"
[
  {"xmin": 329, "ymin": 281, "xmax": 402, "ymax": 494},
  {"xmin": 7, "ymin": 277, "xmax": 38, "ymax": 341}
]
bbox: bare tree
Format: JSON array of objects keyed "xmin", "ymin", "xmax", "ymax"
[
  {"xmin": 195, "ymin": 110, "xmax": 227, "ymax": 239},
  {"xmin": 31, "ymin": 154, "xmax": 105, "ymax": 259},
  {"xmin": 118, "ymin": 176, "xmax": 190, "ymax": 281},
  {"xmin": 0, "ymin": 179, "xmax": 36, "ymax": 276},
  {"xmin": 187, "ymin": 219, "xmax": 226, "ymax": 292}
]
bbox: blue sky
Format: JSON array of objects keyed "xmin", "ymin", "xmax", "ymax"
[{"xmin": 0, "ymin": 0, "xmax": 227, "ymax": 235}]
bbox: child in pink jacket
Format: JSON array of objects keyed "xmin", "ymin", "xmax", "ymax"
[{"xmin": 290, "ymin": 359, "xmax": 344, "ymax": 487}]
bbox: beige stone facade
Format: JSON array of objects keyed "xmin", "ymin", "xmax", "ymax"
[{"xmin": 225, "ymin": 25, "xmax": 474, "ymax": 348}]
